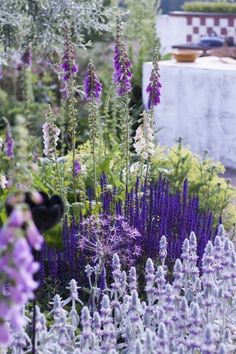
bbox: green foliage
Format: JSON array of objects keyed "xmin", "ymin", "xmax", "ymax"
[
  {"xmin": 0, "ymin": 0, "xmax": 113, "ymax": 58},
  {"xmin": 150, "ymin": 140, "xmax": 236, "ymax": 228},
  {"xmin": 183, "ymin": 2, "xmax": 236, "ymax": 13}
]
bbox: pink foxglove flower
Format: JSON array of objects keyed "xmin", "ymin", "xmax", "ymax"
[{"xmin": 0, "ymin": 204, "xmax": 43, "ymax": 345}]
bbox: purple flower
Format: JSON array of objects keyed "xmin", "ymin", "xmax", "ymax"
[
  {"xmin": 61, "ymin": 32, "xmax": 78, "ymax": 82},
  {"xmin": 21, "ymin": 46, "xmax": 32, "ymax": 67},
  {"xmin": 113, "ymin": 16, "xmax": 132, "ymax": 96},
  {"xmin": 0, "ymin": 204, "xmax": 43, "ymax": 345},
  {"xmin": 5, "ymin": 127, "xmax": 14, "ymax": 159},
  {"xmin": 78, "ymin": 214, "xmax": 141, "ymax": 265},
  {"xmin": 0, "ymin": 322, "xmax": 11, "ymax": 345},
  {"xmin": 146, "ymin": 48, "xmax": 161, "ymax": 110},
  {"xmin": 74, "ymin": 160, "xmax": 81, "ymax": 177},
  {"xmin": 84, "ymin": 60, "xmax": 102, "ymax": 102}
]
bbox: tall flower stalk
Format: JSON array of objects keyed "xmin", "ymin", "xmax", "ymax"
[
  {"xmin": 146, "ymin": 47, "xmax": 161, "ymax": 124},
  {"xmin": 42, "ymin": 106, "xmax": 63, "ymax": 197},
  {"xmin": 0, "ymin": 202, "xmax": 43, "ymax": 346},
  {"xmin": 61, "ymin": 29, "xmax": 79, "ymax": 202},
  {"xmin": 113, "ymin": 15, "xmax": 132, "ymax": 191},
  {"xmin": 133, "ymin": 111, "xmax": 155, "ymax": 182},
  {"xmin": 84, "ymin": 60, "xmax": 102, "ymax": 198}
]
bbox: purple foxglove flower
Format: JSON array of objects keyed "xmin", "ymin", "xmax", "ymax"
[
  {"xmin": 0, "ymin": 204, "xmax": 43, "ymax": 345},
  {"xmin": 5, "ymin": 127, "xmax": 14, "ymax": 158},
  {"xmin": 0, "ymin": 322, "xmax": 11, "ymax": 345},
  {"xmin": 73, "ymin": 160, "xmax": 81, "ymax": 177},
  {"xmin": 113, "ymin": 16, "xmax": 132, "ymax": 96},
  {"xmin": 21, "ymin": 46, "xmax": 32, "ymax": 66},
  {"xmin": 84, "ymin": 60, "xmax": 102, "ymax": 102},
  {"xmin": 61, "ymin": 32, "xmax": 78, "ymax": 82},
  {"xmin": 146, "ymin": 47, "xmax": 161, "ymax": 110},
  {"xmin": 0, "ymin": 64, "xmax": 3, "ymax": 80},
  {"xmin": 25, "ymin": 221, "xmax": 44, "ymax": 250}
]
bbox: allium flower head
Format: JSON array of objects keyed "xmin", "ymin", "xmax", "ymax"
[
  {"xmin": 133, "ymin": 111, "xmax": 155, "ymax": 160},
  {"xmin": 146, "ymin": 47, "xmax": 161, "ymax": 110},
  {"xmin": 61, "ymin": 30, "xmax": 78, "ymax": 82},
  {"xmin": 113, "ymin": 16, "xmax": 132, "ymax": 96},
  {"xmin": 84, "ymin": 60, "xmax": 102, "ymax": 102},
  {"xmin": 5, "ymin": 126, "xmax": 14, "ymax": 158},
  {"xmin": 78, "ymin": 214, "xmax": 141, "ymax": 265}
]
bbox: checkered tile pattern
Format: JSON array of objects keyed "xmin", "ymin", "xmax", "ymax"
[{"xmin": 186, "ymin": 15, "xmax": 236, "ymax": 43}]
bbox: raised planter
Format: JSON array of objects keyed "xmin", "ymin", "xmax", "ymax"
[{"xmin": 157, "ymin": 11, "xmax": 236, "ymax": 53}]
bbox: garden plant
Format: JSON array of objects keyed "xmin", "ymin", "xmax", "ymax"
[{"xmin": 0, "ymin": 0, "xmax": 236, "ymax": 353}]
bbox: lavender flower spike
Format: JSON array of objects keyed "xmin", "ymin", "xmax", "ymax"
[
  {"xmin": 84, "ymin": 60, "xmax": 102, "ymax": 102},
  {"xmin": 146, "ymin": 47, "xmax": 161, "ymax": 110},
  {"xmin": 113, "ymin": 16, "xmax": 132, "ymax": 96}
]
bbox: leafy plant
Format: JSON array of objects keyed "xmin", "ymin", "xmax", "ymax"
[{"xmin": 183, "ymin": 1, "xmax": 236, "ymax": 13}]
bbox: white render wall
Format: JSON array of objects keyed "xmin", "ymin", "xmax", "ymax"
[
  {"xmin": 142, "ymin": 57, "xmax": 236, "ymax": 168},
  {"xmin": 157, "ymin": 15, "xmax": 187, "ymax": 53}
]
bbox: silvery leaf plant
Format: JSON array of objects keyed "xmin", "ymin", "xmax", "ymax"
[{"xmin": 7, "ymin": 225, "xmax": 236, "ymax": 353}]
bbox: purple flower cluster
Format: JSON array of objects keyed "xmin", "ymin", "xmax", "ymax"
[
  {"xmin": 40, "ymin": 177, "xmax": 214, "ymax": 285},
  {"xmin": 0, "ymin": 203, "xmax": 43, "ymax": 345},
  {"xmin": 113, "ymin": 17, "xmax": 132, "ymax": 96},
  {"xmin": 5, "ymin": 127, "xmax": 14, "ymax": 159},
  {"xmin": 78, "ymin": 214, "xmax": 141, "ymax": 265},
  {"xmin": 146, "ymin": 48, "xmax": 161, "ymax": 110},
  {"xmin": 84, "ymin": 60, "xmax": 102, "ymax": 102},
  {"xmin": 61, "ymin": 32, "xmax": 78, "ymax": 82},
  {"xmin": 73, "ymin": 160, "xmax": 81, "ymax": 177},
  {"xmin": 8, "ymin": 227, "xmax": 236, "ymax": 352},
  {"xmin": 21, "ymin": 45, "xmax": 32, "ymax": 67}
]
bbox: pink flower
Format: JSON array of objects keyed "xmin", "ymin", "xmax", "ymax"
[
  {"xmin": 0, "ymin": 322, "xmax": 11, "ymax": 346},
  {"xmin": 26, "ymin": 221, "xmax": 44, "ymax": 250}
]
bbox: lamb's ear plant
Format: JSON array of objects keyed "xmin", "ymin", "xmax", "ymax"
[{"xmin": 5, "ymin": 225, "xmax": 236, "ymax": 352}]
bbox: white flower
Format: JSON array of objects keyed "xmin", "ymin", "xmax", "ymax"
[
  {"xmin": 0, "ymin": 137, "xmax": 3, "ymax": 150},
  {"xmin": 133, "ymin": 111, "xmax": 155, "ymax": 160},
  {"xmin": 0, "ymin": 174, "xmax": 8, "ymax": 189},
  {"xmin": 42, "ymin": 121, "xmax": 60, "ymax": 158}
]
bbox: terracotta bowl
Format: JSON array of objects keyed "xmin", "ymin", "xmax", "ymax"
[{"xmin": 171, "ymin": 50, "xmax": 202, "ymax": 63}]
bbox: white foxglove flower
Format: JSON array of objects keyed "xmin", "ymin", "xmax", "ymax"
[
  {"xmin": 0, "ymin": 174, "xmax": 8, "ymax": 189},
  {"xmin": 133, "ymin": 111, "xmax": 155, "ymax": 160},
  {"xmin": 42, "ymin": 121, "xmax": 60, "ymax": 158}
]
